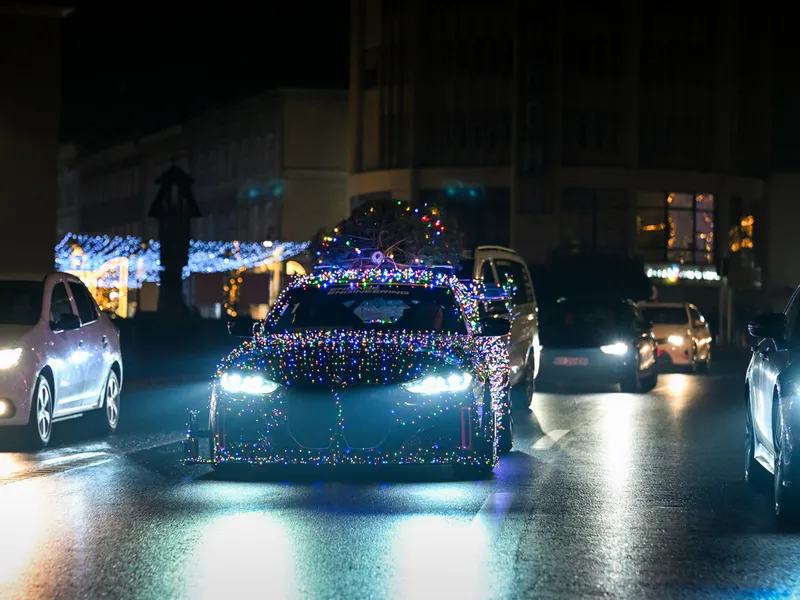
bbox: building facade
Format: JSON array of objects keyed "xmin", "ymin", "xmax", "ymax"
[
  {"xmin": 348, "ymin": 0, "xmax": 773, "ymax": 312},
  {"xmin": 58, "ymin": 89, "xmax": 349, "ymax": 246}
]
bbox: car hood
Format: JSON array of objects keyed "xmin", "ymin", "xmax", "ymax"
[
  {"xmin": 219, "ymin": 330, "xmax": 475, "ymax": 387},
  {"xmin": 0, "ymin": 325, "xmax": 31, "ymax": 348}
]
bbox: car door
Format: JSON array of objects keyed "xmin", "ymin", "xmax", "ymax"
[
  {"xmin": 756, "ymin": 289, "xmax": 800, "ymax": 455},
  {"xmin": 46, "ymin": 278, "xmax": 88, "ymax": 412},
  {"xmin": 688, "ymin": 305, "xmax": 709, "ymax": 360},
  {"xmin": 67, "ymin": 279, "xmax": 108, "ymax": 406},
  {"xmin": 492, "ymin": 258, "xmax": 537, "ymax": 377},
  {"xmin": 633, "ymin": 306, "xmax": 656, "ymax": 372}
]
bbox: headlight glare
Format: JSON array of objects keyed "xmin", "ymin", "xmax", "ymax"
[
  {"xmin": 668, "ymin": 335, "xmax": 684, "ymax": 346},
  {"xmin": 220, "ymin": 372, "xmax": 281, "ymax": 395},
  {"xmin": 0, "ymin": 348, "xmax": 22, "ymax": 369},
  {"xmin": 600, "ymin": 342, "xmax": 628, "ymax": 356},
  {"xmin": 402, "ymin": 372, "xmax": 473, "ymax": 395}
]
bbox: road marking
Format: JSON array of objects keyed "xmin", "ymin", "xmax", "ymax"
[
  {"xmin": 471, "ymin": 492, "xmax": 514, "ymax": 543},
  {"xmin": 532, "ymin": 429, "xmax": 570, "ymax": 450}
]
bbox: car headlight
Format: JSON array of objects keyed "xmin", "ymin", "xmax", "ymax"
[
  {"xmin": 401, "ymin": 371, "xmax": 473, "ymax": 395},
  {"xmin": 220, "ymin": 372, "xmax": 281, "ymax": 395},
  {"xmin": 668, "ymin": 335, "xmax": 684, "ymax": 346},
  {"xmin": 0, "ymin": 348, "xmax": 22, "ymax": 370},
  {"xmin": 600, "ymin": 342, "xmax": 628, "ymax": 356}
]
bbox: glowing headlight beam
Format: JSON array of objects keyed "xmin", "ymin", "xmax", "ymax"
[
  {"xmin": 600, "ymin": 343, "xmax": 628, "ymax": 356},
  {"xmin": 0, "ymin": 348, "xmax": 22, "ymax": 370},
  {"xmin": 402, "ymin": 372, "xmax": 473, "ymax": 395},
  {"xmin": 220, "ymin": 372, "xmax": 281, "ymax": 395},
  {"xmin": 667, "ymin": 335, "xmax": 684, "ymax": 346}
]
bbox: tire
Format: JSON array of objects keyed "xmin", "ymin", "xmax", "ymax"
[
  {"xmin": 89, "ymin": 370, "xmax": 121, "ymax": 434},
  {"xmin": 745, "ymin": 397, "xmax": 769, "ymax": 488},
  {"xmin": 690, "ymin": 345, "xmax": 699, "ymax": 374},
  {"xmin": 23, "ymin": 374, "xmax": 53, "ymax": 449},
  {"xmin": 498, "ymin": 400, "xmax": 514, "ymax": 455},
  {"xmin": 642, "ymin": 371, "xmax": 658, "ymax": 392},
  {"xmin": 774, "ymin": 442, "xmax": 800, "ymax": 521},
  {"xmin": 511, "ymin": 355, "xmax": 535, "ymax": 408},
  {"xmin": 620, "ymin": 365, "xmax": 643, "ymax": 393},
  {"xmin": 700, "ymin": 349, "xmax": 712, "ymax": 374}
]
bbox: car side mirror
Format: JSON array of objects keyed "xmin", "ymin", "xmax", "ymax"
[
  {"xmin": 479, "ymin": 317, "xmax": 511, "ymax": 337},
  {"xmin": 748, "ymin": 313, "xmax": 785, "ymax": 341},
  {"xmin": 51, "ymin": 313, "xmax": 81, "ymax": 332},
  {"xmin": 228, "ymin": 317, "xmax": 257, "ymax": 338}
]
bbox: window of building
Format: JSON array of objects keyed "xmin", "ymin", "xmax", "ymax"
[
  {"xmin": 636, "ymin": 192, "xmax": 715, "ymax": 264},
  {"xmin": 560, "ymin": 188, "xmax": 628, "ymax": 253}
]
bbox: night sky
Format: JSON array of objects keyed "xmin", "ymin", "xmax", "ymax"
[{"xmin": 60, "ymin": 2, "xmax": 350, "ymax": 149}]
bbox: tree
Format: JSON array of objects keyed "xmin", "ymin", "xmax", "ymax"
[{"xmin": 315, "ymin": 200, "xmax": 462, "ymax": 268}]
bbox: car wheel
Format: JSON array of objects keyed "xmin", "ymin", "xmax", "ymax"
[
  {"xmin": 690, "ymin": 345, "xmax": 699, "ymax": 374},
  {"xmin": 90, "ymin": 370, "xmax": 121, "ymax": 433},
  {"xmin": 745, "ymin": 397, "xmax": 769, "ymax": 488},
  {"xmin": 511, "ymin": 355, "xmax": 534, "ymax": 408},
  {"xmin": 498, "ymin": 400, "xmax": 514, "ymax": 455},
  {"xmin": 620, "ymin": 365, "xmax": 643, "ymax": 393},
  {"xmin": 774, "ymin": 437, "xmax": 800, "ymax": 521},
  {"xmin": 701, "ymin": 349, "xmax": 712, "ymax": 373},
  {"xmin": 24, "ymin": 375, "xmax": 53, "ymax": 449}
]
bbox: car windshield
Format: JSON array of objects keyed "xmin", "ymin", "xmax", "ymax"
[
  {"xmin": 540, "ymin": 300, "xmax": 634, "ymax": 347},
  {"xmin": 0, "ymin": 280, "xmax": 44, "ymax": 326},
  {"xmin": 642, "ymin": 306, "xmax": 687, "ymax": 326},
  {"xmin": 271, "ymin": 285, "xmax": 468, "ymax": 334}
]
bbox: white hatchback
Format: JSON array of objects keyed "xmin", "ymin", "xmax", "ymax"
[{"xmin": 0, "ymin": 273, "xmax": 123, "ymax": 448}]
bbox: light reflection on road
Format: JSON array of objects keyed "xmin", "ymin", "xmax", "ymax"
[
  {"xmin": 0, "ymin": 478, "xmax": 66, "ymax": 600},
  {"xmin": 392, "ymin": 514, "xmax": 488, "ymax": 600},
  {"xmin": 188, "ymin": 512, "xmax": 295, "ymax": 600}
]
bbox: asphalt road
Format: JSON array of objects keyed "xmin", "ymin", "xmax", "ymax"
[{"xmin": 2, "ymin": 354, "xmax": 798, "ymax": 599}]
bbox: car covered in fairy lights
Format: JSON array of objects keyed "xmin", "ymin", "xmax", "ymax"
[{"xmin": 184, "ymin": 267, "xmax": 512, "ymax": 475}]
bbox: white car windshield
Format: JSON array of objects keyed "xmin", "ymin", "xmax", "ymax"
[{"xmin": 0, "ymin": 281, "xmax": 43, "ymax": 326}]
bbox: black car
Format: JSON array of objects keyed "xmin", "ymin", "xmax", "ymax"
[{"xmin": 535, "ymin": 298, "xmax": 658, "ymax": 393}]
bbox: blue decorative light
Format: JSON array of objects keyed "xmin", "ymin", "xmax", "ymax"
[{"xmin": 54, "ymin": 234, "xmax": 310, "ymax": 286}]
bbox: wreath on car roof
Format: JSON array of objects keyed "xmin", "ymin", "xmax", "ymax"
[{"xmin": 313, "ymin": 199, "xmax": 462, "ymax": 269}]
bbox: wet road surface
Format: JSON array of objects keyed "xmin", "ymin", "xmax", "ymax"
[{"xmin": 2, "ymin": 356, "xmax": 798, "ymax": 599}]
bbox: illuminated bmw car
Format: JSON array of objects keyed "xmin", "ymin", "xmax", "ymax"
[{"xmin": 184, "ymin": 268, "xmax": 511, "ymax": 475}]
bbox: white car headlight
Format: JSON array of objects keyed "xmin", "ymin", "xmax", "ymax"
[
  {"xmin": 401, "ymin": 372, "xmax": 473, "ymax": 395},
  {"xmin": 600, "ymin": 342, "xmax": 628, "ymax": 356},
  {"xmin": 667, "ymin": 335, "xmax": 684, "ymax": 346},
  {"xmin": 220, "ymin": 372, "xmax": 281, "ymax": 395},
  {"xmin": 0, "ymin": 348, "xmax": 22, "ymax": 370}
]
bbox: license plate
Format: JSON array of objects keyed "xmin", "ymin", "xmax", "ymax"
[{"xmin": 553, "ymin": 356, "xmax": 588, "ymax": 366}]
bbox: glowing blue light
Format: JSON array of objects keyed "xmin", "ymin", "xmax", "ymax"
[
  {"xmin": 468, "ymin": 189, "xmax": 478, "ymax": 198},
  {"xmin": 55, "ymin": 233, "xmax": 310, "ymax": 287}
]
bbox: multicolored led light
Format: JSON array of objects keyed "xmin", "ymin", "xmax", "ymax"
[{"xmin": 186, "ymin": 267, "xmax": 511, "ymax": 469}]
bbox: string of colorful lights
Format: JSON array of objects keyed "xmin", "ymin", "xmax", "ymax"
[
  {"xmin": 54, "ymin": 233, "xmax": 310, "ymax": 286},
  {"xmin": 187, "ymin": 267, "xmax": 510, "ymax": 468}
]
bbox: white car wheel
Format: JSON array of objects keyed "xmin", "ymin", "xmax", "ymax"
[
  {"xmin": 104, "ymin": 371, "xmax": 121, "ymax": 431},
  {"xmin": 25, "ymin": 375, "xmax": 53, "ymax": 449}
]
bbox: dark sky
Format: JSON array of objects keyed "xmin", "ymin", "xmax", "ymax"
[{"xmin": 61, "ymin": 2, "xmax": 350, "ymax": 148}]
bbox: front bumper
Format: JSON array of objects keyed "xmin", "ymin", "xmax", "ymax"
[
  {"xmin": 656, "ymin": 344, "xmax": 691, "ymax": 366},
  {"xmin": 184, "ymin": 382, "xmax": 499, "ymax": 467},
  {"xmin": 536, "ymin": 349, "xmax": 632, "ymax": 386},
  {"xmin": 0, "ymin": 370, "xmax": 34, "ymax": 428}
]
